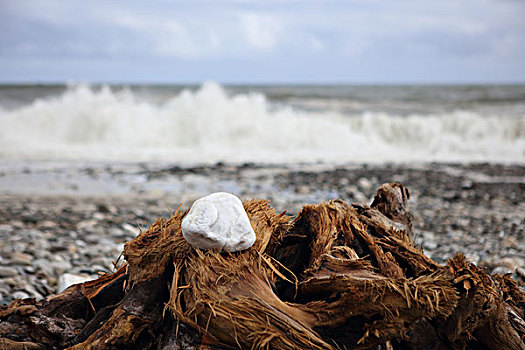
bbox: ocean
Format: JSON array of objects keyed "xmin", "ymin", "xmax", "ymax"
[{"xmin": 1, "ymin": 82, "xmax": 524, "ymax": 165}]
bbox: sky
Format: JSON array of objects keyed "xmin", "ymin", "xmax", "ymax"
[{"xmin": 1, "ymin": 0, "xmax": 525, "ymax": 84}]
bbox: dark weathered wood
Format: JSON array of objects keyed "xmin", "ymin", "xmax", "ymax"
[{"xmin": 0, "ymin": 183, "xmax": 523, "ymax": 349}]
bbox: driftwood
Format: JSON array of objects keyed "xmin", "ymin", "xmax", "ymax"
[{"xmin": 1, "ymin": 183, "xmax": 524, "ymax": 349}]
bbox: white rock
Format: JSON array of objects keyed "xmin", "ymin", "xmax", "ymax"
[
  {"xmin": 181, "ymin": 192, "xmax": 256, "ymax": 252},
  {"xmin": 57, "ymin": 273, "xmax": 92, "ymax": 293},
  {"xmin": 12, "ymin": 291, "xmax": 30, "ymax": 300}
]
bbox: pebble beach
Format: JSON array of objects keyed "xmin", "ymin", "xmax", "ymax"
[{"xmin": 1, "ymin": 161, "xmax": 523, "ymax": 304}]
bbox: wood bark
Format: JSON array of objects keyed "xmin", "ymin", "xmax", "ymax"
[{"xmin": 1, "ymin": 182, "xmax": 523, "ymax": 349}]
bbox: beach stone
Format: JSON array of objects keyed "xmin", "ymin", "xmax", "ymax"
[
  {"xmin": 295, "ymin": 185, "xmax": 310, "ymax": 194},
  {"xmin": 12, "ymin": 291, "xmax": 30, "ymax": 300},
  {"xmin": 2, "ymin": 277, "xmax": 22, "ymax": 289},
  {"xmin": 357, "ymin": 177, "xmax": 373, "ymax": 191},
  {"xmin": 496, "ymin": 257, "xmax": 523, "ymax": 270},
  {"xmin": 420, "ymin": 231, "xmax": 438, "ymax": 250},
  {"xmin": 93, "ymin": 212, "xmax": 106, "ymax": 221},
  {"xmin": 0, "ymin": 283, "xmax": 9, "ymax": 302},
  {"xmin": 109, "ymin": 227, "xmax": 125, "ymax": 238},
  {"xmin": 50, "ymin": 258, "xmax": 72, "ymax": 275},
  {"xmin": 181, "ymin": 192, "xmax": 256, "ymax": 252},
  {"xmin": 32, "ymin": 259, "xmax": 54, "ymax": 276},
  {"xmin": 32, "ymin": 247, "xmax": 51, "ymax": 259},
  {"xmin": 21, "ymin": 283, "xmax": 44, "ymax": 300},
  {"xmin": 121, "ymin": 223, "xmax": 139, "ymax": 236},
  {"xmin": 19, "ymin": 229, "xmax": 46, "ymax": 240},
  {"xmin": 9, "ymin": 252, "xmax": 33, "ymax": 265},
  {"xmin": 91, "ymin": 257, "xmax": 113, "ymax": 269},
  {"xmin": 84, "ymin": 233, "xmax": 101, "ymax": 244},
  {"xmin": 492, "ymin": 266, "xmax": 513, "ymax": 275},
  {"xmin": 0, "ymin": 224, "xmax": 14, "ymax": 234},
  {"xmin": 0, "ymin": 266, "xmax": 18, "ymax": 278},
  {"xmin": 57, "ymin": 273, "xmax": 92, "ymax": 293},
  {"xmin": 77, "ymin": 220, "xmax": 100, "ymax": 232},
  {"xmin": 37, "ymin": 220, "xmax": 58, "ymax": 230}
]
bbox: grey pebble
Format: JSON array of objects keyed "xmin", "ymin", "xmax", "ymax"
[
  {"xmin": 50, "ymin": 259, "xmax": 73, "ymax": 274},
  {"xmin": 84, "ymin": 233, "xmax": 101, "ymax": 244},
  {"xmin": 0, "ymin": 224, "xmax": 14, "ymax": 234},
  {"xmin": 0, "ymin": 266, "xmax": 18, "ymax": 278},
  {"xmin": 9, "ymin": 252, "xmax": 34, "ymax": 266},
  {"xmin": 492, "ymin": 266, "xmax": 513, "ymax": 275},
  {"xmin": 32, "ymin": 259, "xmax": 54, "ymax": 276},
  {"xmin": 12, "ymin": 291, "xmax": 30, "ymax": 299}
]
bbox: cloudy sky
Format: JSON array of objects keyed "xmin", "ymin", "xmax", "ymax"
[{"xmin": 1, "ymin": 0, "xmax": 524, "ymax": 84}]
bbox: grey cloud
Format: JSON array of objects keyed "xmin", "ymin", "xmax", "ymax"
[{"xmin": 1, "ymin": 0, "xmax": 524, "ymax": 83}]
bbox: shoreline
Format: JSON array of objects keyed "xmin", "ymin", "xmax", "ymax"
[{"xmin": 1, "ymin": 161, "xmax": 524, "ymax": 303}]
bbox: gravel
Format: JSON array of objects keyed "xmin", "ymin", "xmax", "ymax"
[{"xmin": 0, "ymin": 161, "xmax": 523, "ymax": 304}]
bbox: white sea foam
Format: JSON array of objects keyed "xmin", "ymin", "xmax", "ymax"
[{"xmin": 0, "ymin": 82, "xmax": 523, "ymax": 164}]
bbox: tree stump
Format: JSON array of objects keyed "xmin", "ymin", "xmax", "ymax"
[{"xmin": 1, "ymin": 183, "xmax": 524, "ymax": 349}]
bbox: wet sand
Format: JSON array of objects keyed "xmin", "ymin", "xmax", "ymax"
[{"xmin": 0, "ymin": 161, "xmax": 524, "ymax": 303}]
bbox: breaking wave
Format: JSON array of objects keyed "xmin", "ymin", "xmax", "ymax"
[{"xmin": 0, "ymin": 82, "xmax": 524, "ymax": 164}]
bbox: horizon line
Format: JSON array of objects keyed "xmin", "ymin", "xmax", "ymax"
[{"xmin": 1, "ymin": 79, "xmax": 525, "ymax": 87}]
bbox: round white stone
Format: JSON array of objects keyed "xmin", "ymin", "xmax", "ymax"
[{"xmin": 181, "ymin": 192, "xmax": 256, "ymax": 252}]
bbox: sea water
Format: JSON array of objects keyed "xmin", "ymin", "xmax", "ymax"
[{"xmin": 1, "ymin": 82, "xmax": 524, "ymax": 164}]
